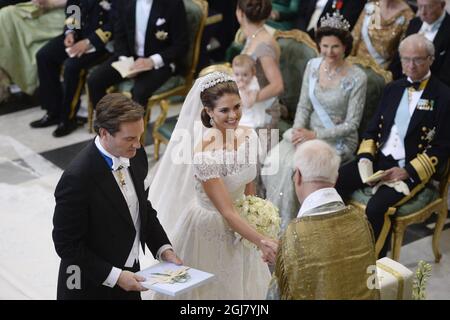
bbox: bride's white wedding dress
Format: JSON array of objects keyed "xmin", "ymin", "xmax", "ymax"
[{"xmin": 153, "ymin": 131, "xmax": 271, "ymax": 300}]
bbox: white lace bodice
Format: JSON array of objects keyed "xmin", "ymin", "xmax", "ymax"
[{"xmin": 192, "ymin": 131, "xmax": 258, "ymax": 210}]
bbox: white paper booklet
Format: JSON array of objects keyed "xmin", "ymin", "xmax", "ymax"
[
  {"xmin": 111, "ymin": 57, "xmax": 150, "ymax": 78},
  {"xmin": 136, "ymin": 262, "xmax": 215, "ymax": 296}
]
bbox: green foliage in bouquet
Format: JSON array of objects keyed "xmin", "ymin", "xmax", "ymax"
[
  {"xmin": 412, "ymin": 260, "xmax": 432, "ymax": 300},
  {"xmin": 234, "ymin": 195, "xmax": 281, "ymax": 249}
]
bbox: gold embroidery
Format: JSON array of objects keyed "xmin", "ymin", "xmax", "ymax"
[
  {"xmin": 376, "ymin": 261, "xmax": 404, "ymax": 300},
  {"xmin": 95, "ymin": 28, "xmax": 112, "ymax": 43},
  {"xmin": 410, "ymin": 153, "xmax": 436, "ymax": 182},
  {"xmin": 358, "ymin": 139, "xmax": 376, "ymax": 156}
]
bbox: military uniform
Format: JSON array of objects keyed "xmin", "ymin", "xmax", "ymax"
[
  {"xmin": 34, "ymin": 0, "xmax": 114, "ymax": 136},
  {"xmin": 336, "ymin": 76, "xmax": 450, "ymax": 257}
]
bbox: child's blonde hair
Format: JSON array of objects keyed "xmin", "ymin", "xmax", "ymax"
[{"xmin": 232, "ymin": 54, "xmax": 256, "ymax": 74}]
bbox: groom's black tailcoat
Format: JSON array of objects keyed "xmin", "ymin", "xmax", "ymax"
[{"xmin": 52, "ymin": 141, "xmax": 170, "ymax": 299}]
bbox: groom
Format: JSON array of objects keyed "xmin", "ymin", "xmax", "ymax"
[{"xmin": 52, "ymin": 93, "xmax": 181, "ymax": 300}]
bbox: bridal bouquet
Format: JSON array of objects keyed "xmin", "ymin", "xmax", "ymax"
[{"xmin": 234, "ymin": 195, "xmax": 281, "ymax": 249}]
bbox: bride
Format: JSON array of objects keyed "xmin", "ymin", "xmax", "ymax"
[{"xmin": 149, "ymin": 71, "xmax": 276, "ymax": 299}]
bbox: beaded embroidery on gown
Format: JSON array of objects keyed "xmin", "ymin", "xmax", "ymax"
[{"xmin": 152, "ymin": 130, "xmax": 271, "ymax": 300}]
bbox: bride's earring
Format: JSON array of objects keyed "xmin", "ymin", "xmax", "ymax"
[{"xmin": 210, "ymin": 117, "xmax": 214, "ymax": 127}]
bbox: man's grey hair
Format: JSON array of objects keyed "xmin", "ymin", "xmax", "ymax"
[
  {"xmin": 399, "ymin": 34, "xmax": 435, "ymax": 57},
  {"xmin": 293, "ymin": 139, "xmax": 341, "ymax": 184}
]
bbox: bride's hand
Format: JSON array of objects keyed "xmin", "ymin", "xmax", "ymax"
[{"xmin": 260, "ymin": 238, "xmax": 278, "ymax": 265}]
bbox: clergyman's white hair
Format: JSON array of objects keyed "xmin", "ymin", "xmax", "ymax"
[{"xmin": 293, "ymin": 140, "xmax": 341, "ymax": 183}]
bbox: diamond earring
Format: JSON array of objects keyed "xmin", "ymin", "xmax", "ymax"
[{"xmin": 210, "ymin": 118, "xmax": 214, "ymax": 127}]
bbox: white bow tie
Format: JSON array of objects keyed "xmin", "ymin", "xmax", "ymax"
[
  {"xmin": 112, "ymin": 157, "xmax": 130, "ymax": 171},
  {"xmin": 422, "ymin": 22, "xmax": 436, "ymax": 33}
]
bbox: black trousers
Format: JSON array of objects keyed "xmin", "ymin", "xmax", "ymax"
[
  {"xmin": 87, "ymin": 55, "xmax": 172, "ymax": 108},
  {"xmin": 36, "ymin": 34, "xmax": 108, "ymax": 123},
  {"xmin": 335, "ymin": 153, "xmax": 424, "ymax": 257},
  {"xmin": 57, "ymin": 260, "xmax": 142, "ymax": 300},
  {"xmin": 0, "ymin": 0, "xmax": 26, "ymax": 9}
]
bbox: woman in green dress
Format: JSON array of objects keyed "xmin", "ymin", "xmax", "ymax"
[{"xmin": 0, "ymin": 0, "xmax": 66, "ymax": 102}]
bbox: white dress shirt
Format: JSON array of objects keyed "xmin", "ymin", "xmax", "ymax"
[
  {"xmin": 307, "ymin": 0, "xmax": 329, "ymax": 31},
  {"xmin": 297, "ymin": 187, "xmax": 345, "ymax": 218},
  {"xmin": 135, "ymin": 0, "xmax": 164, "ymax": 69},
  {"xmin": 418, "ymin": 11, "xmax": 446, "ymax": 42},
  {"xmin": 94, "ymin": 137, "xmax": 171, "ymax": 288},
  {"xmin": 381, "ymin": 72, "xmax": 431, "ymax": 163}
]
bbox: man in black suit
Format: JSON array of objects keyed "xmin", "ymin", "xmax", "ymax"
[
  {"xmin": 295, "ymin": 0, "xmax": 366, "ymax": 37},
  {"xmin": 30, "ymin": 0, "xmax": 114, "ymax": 137},
  {"xmin": 52, "ymin": 93, "xmax": 181, "ymax": 299},
  {"xmin": 335, "ymin": 34, "xmax": 450, "ymax": 257},
  {"xmin": 389, "ymin": 0, "xmax": 450, "ymax": 87},
  {"xmin": 87, "ymin": 0, "xmax": 188, "ymax": 108}
]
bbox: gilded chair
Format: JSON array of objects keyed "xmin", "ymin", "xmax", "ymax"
[
  {"xmin": 274, "ymin": 29, "xmax": 318, "ymax": 136},
  {"xmin": 87, "ymin": 0, "xmax": 208, "ymax": 157},
  {"xmin": 346, "ymin": 55, "xmax": 392, "ymax": 136},
  {"xmin": 349, "ymin": 161, "xmax": 450, "ymax": 262},
  {"xmin": 146, "ymin": 0, "xmax": 208, "ymax": 159},
  {"xmin": 198, "ymin": 63, "xmax": 232, "ymax": 77}
]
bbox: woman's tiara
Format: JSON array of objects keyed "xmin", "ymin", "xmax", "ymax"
[
  {"xmin": 199, "ymin": 71, "xmax": 235, "ymax": 92},
  {"xmin": 319, "ymin": 11, "xmax": 350, "ymax": 31}
]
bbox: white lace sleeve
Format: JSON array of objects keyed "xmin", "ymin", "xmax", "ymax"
[{"xmin": 193, "ymin": 152, "xmax": 223, "ymax": 181}]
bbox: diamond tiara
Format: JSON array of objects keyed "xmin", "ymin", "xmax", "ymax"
[
  {"xmin": 319, "ymin": 11, "xmax": 350, "ymax": 31},
  {"xmin": 199, "ymin": 71, "xmax": 235, "ymax": 92}
]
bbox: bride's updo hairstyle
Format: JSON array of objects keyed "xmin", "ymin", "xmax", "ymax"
[
  {"xmin": 237, "ymin": 0, "xmax": 272, "ymax": 23},
  {"xmin": 200, "ymin": 72, "xmax": 239, "ymax": 128}
]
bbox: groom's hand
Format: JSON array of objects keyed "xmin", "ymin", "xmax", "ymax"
[
  {"xmin": 117, "ymin": 270, "xmax": 148, "ymax": 292},
  {"xmin": 161, "ymin": 249, "xmax": 183, "ymax": 265}
]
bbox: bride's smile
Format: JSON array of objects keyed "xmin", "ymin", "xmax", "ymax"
[{"xmin": 207, "ymin": 93, "xmax": 242, "ymax": 131}]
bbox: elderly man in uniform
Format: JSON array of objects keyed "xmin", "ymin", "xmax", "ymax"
[{"xmin": 336, "ymin": 33, "xmax": 450, "ymax": 257}]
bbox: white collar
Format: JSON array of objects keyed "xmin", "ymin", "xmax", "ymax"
[
  {"xmin": 94, "ymin": 136, "xmax": 130, "ymax": 170},
  {"xmin": 422, "ymin": 11, "xmax": 446, "ymax": 31},
  {"xmin": 297, "ymin": 188, "xmax": 344, "ymax": 218},
  {"xmin": 407, "ymin": 71, "xmax": 431, "ymax": 87}
]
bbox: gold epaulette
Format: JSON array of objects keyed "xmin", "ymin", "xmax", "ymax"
[
  {"xmin": 357, "ymin": 139, "xmax": 376, "ymax": 156},
  {"xmin": 410, "ymin": 153, "xmax": 438, "ymax": 182}
]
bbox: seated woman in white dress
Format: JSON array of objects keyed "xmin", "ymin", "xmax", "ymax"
[
  {"xmin": 262, "ymin": 13, "xmax": 368, "ymax": 231},
  {"xmin": 149, "ymin": 72, "xmax": 275, "ymax": 300}
]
